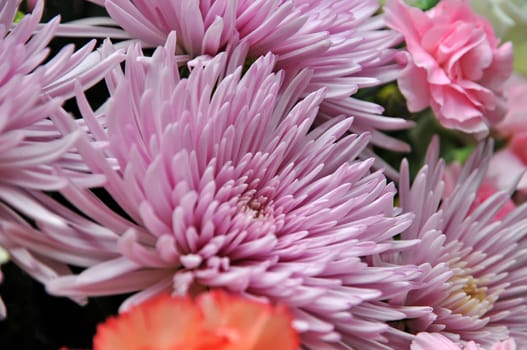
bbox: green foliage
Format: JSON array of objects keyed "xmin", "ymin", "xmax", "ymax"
[
  {"xmin": 412, "ymin": 0, "xmax": 440, "ymax": 10},
  {"xmin": 514, "ymin": 42, "xmax": 527, "ymax": 76},
  {"xmin": 446, "ymin": 145, "xmax": 476, "ymax": 164},
  {"xmin": 371, "ymin": 80, "xmax": 480, "ymax": 180},
  {"xmin": 14, "ymin": 10, "xmax": 25, "ymax": 23}
]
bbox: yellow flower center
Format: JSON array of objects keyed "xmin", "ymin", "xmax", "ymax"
[
  {"xmin": 462, "ymin": 279, "xmax": 487, "ymax": 303},
  {"xmin": 446, "ymin": 275, "xmax": 497, "ymax": 317}
]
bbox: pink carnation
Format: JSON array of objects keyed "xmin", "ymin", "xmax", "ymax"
[
  {"xmin": 384, "ymin": 0, "xmax": 513, "ymax": 135},
  {"xmin": 488, "ymin": 74, "xmax": 527, "ymax": 194}
]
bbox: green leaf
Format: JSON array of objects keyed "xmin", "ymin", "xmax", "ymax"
[
  {"xmin": 412, "ymin": 0, "xmax": 440, "ymax": 10},
  {"xmin": 14, "ymin": 10, "xmax": 25, "ymax": 23},
  {"xmin": 514, "ymin": 42, "xmax": 527, "ymax": 76},
  {"xmin": 445, "ymin": 145, "xmax": 476, "ymax": 164}
]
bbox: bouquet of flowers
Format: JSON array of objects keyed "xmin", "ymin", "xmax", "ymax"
[{"xmin": 0, "ymin": 0, "xmax": 526, "ymax": 349}]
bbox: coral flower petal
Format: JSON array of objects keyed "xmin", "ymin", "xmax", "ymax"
[{"xmin": 93, "ymin": 291, "xmax": 299, "ymax": 350}]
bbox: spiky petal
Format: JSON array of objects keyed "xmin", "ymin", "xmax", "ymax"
[
  {"xmin": 381, "ymin": 138, "xmax": 527, "ymax": 348},
  {"xmin": 0, "ymin": 1, "xmax": 125, "ymax": 316},
  {"xmin": 67, "ymin": 0, "xmax": 414, "ymax": 150},
  {"xmin": 411, "ymin": 333, "xmax": 517, "ymax": 350},
  {"xmin": 0, "ymin": 0, "xmax": 123, "ymax": 221},
  {"xmin": 3, "ymin": 37, "xmax": 417, "ymax": 348}
]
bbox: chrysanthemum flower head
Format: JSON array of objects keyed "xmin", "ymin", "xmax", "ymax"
[
  {"xmin": 0, "ymin": 0, "xmax": 74, "ymax": 193},
  {"xmin": 78, "ymin": 0, "xmax": 414, "ymax": 151},
  {"xmin": 0, "ymin": 0, "xmax": 125, "ymax": 304},
  {"xmin": 0, "ymin": 0, "xmax": 123, "ymax": 222},
  {"xmin": 6, "ymin": 35, "xmax": 419, "ymax": 348},
  {"xmin": 93, "ymin": 290, "xmax": 299, "ymax": 350},
  {"xmin": 411, "ymin": 332, "xmax": 517, "ymax": 350},
  {"xmin": 381, "ymin": 137, "xmax": 527, "ymax": 347}
]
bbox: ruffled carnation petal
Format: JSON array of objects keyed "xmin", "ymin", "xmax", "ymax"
[{"xmin": 385, "ymin": 0, "xmax": 513, "ymax": 135}]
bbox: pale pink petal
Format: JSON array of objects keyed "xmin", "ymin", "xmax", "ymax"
[
  {"xmin": 411, "ymin": 333, "xmax": 463, "ymax": 350},
  {"xmin": 488, "ymin": 149, "xmax": 527, "ymax": 192},
  {"xmin": 385, "ymin": 0, "xmax": 513, "ymax": 134},
  {"xmin": 60, "ymin": 0, "xmax": 414, "ymax": 150},
  {"xmin": 8, "ymin": 39, "xmax": 418, "ymax": 349},
  {"xmin": 380, "ymin": 139, "xmax": 527, "ymax": 348}
]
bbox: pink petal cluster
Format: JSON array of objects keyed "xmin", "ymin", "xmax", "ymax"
[
  {"xmin": 1, "ymin": 1, "xmax": 525, "ymax": 348},
  {"xmin": 0, "ymin": 0, "xmax": 122, "ymax": 223},
  {"xmin": 411, "ymin": 332, "xmax": 517, "ymax": 350},
  {"xmin": 1, "ymin": 37, "xmax": 419, "ymax": 349},
  {"xmin": 0, "ymin": 0, "xmax": 125, "ymax": 314},
  {"xmin": 443, "ymin": 162, "xmax": 515, "ymax": 222},
  {"xmin": 385, "ymin": 0, "xmax": 513, "ymax": 135},
  {"xmin": 78, "ymin": 0, "xmax": 415, "ymax": 151},
  {"xmin": 380, "ymin": 138, "xmax": 527, "ymax": 348},
  {"xmin": 488, "ymin": 74, "xmax": 527, "ymax": 193},
  {"xmin": 0, "ymin": 1, "xmax": 75, "ymax": 215}
]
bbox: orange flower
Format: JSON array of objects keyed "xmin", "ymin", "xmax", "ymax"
[{"xmin": 93, "ymin": 291, "xmax": 299, "ymax": 350}]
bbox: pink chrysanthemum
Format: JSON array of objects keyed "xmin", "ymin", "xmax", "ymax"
[
  {"xmin": 0, "ymin": 0, "xmax": 124, "ymax": 313},
  {"xmin": 380, "ymin": 138, "xmax": 527, "ymax": 348},
  {"xmin": 74, "ymin": 0, "xmax": 414, "ymax": 151},
  {"xmin": 411, "ymin": 333, "xmax": 517, "ymax": 350},
  {"xmin": 2, "ymin": 37, "xmax": 419, "ymax": 348},
  {"xmin": 0, "ymin": 0, "xmax": 122, "ymax": 223}
]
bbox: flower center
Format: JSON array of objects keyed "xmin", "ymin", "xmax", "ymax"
[
  {"xmin": 446, "ymin": 275, "xmax": 496, "ymax": 317},
  {"xmin": 462, "ymin": 279, "xmax": 487, "ymax": 303},
  {"xmin": 244, "ymin": 197, "xmax": 270, "ymax": 218},
  {"xmin": 237, "ymin": 188, "xmax": 275, "ymax": 220}
]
